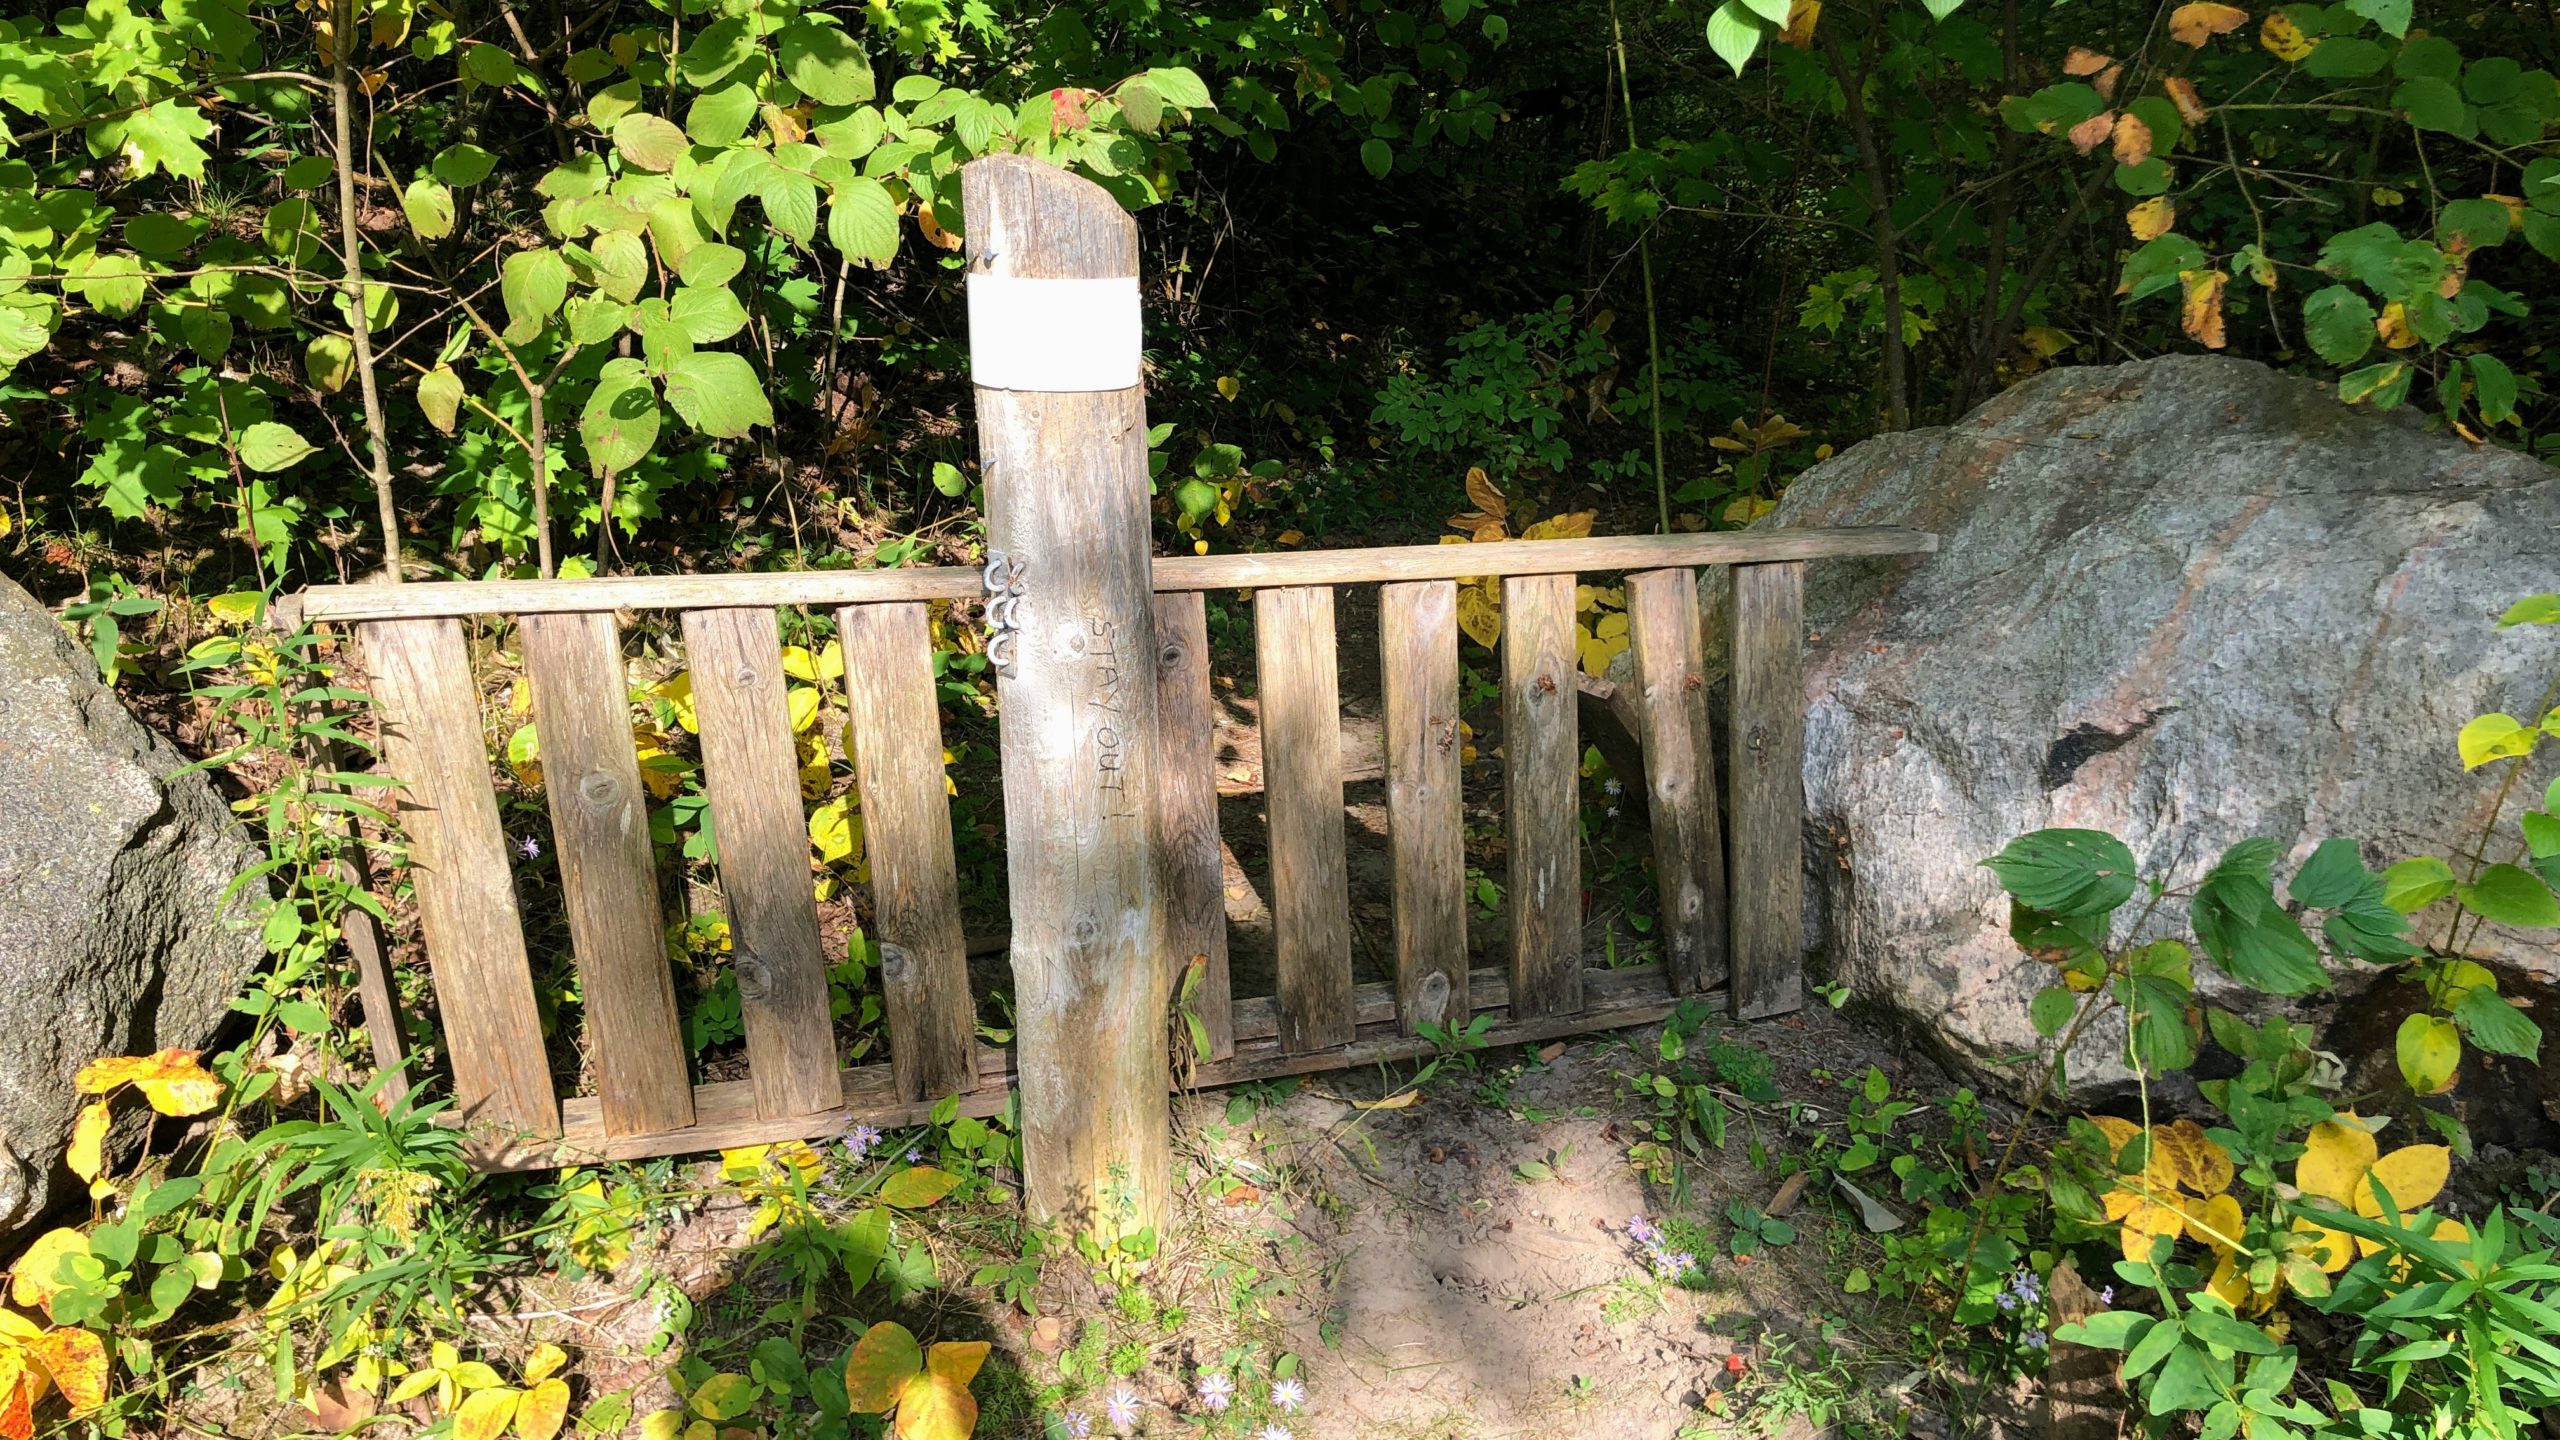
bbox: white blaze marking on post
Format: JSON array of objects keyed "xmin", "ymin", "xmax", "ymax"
[{"xmin": 965, "ymin": 274, "xmax": 1142, "ymax": 392}]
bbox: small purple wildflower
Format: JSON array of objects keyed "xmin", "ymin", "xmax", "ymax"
[
  {"xmin": 1995, "ymin": 1290, "xmax": 2018, "ymax": 1312},
  {"xmin": 1196, "ymin": 1372, "xmax": 1235, "ymax": 1412},
  {"xmin": 1061, "ymin": 1413, "xmax": 1092, "ymax": 1439},
  {"xmin": 1269, "ymin": 1378, "xmax": 1305, "ymax": 1413},
  {"xmin": 1260, "ymin": 1428, "xmax": 1294, "ymax": 1440},
  {"xmin": 2024, "ymin": 1329, "xmax": 2049, "ymax": 1351},
  {"xmin": 1104, "ymin": 1386, "xmax": 1139, "ymax": 1430},
  {"xmin": 2097, "ymin": 1285, "xmax": 2116, "ymax": 1305},
  {"xmin": 2008, "ymin": 1268, "xmax": 2043, "ymax": 1306},
  {"xmin": 843, "ymin": 1122, "xmax": 882, "ymax": 1161},
  {"xmin": 905, "ymin": 1146, "xmax": 921, "ymax": 1163},
  {"xmin": 1628, "ymin": 1215, "xmax": 1660, "ymax": 1245},
  {"xmin": 518, "ymin": 835, "xmax": 542, "ymax": 860}
]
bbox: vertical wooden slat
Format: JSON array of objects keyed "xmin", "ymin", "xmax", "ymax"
[
  {"xmin": 1729, "ymin": 561, "xmax": 1806, "ymax": 1020},
  {"xmin": 838, "ymin": 601, "xmax": 979, "ymax": 1103},
  {"xmin": 358, "ymin": 617, "xmax": 559, "ymax": 1147},
  {"xmin": 1625, "ymin": 569, "xmax": 1730, "ymax": 996},
  {"xmin": 682, "ymin": 607, "xmax": 844, "ymax": 1118},
  {"xmin": 520, "ymin": 612, "xmax": 694, "ymax": 1137},
  {"xmin": 1503, "ymin": 573, "xmax": 1583, "ymax": 1020},
  {"xmin": 1380, "ymin": 581, "xmax": 1467, "ymax": 1033},
  {"xmin": 1152, "ymin": 592, "xmax": 1233, "ymax": 1061},
  {"xmin": 1255, "ymin": 585, "xmax": 1354, "ymax": 1052}
]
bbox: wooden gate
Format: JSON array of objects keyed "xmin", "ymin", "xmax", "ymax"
[{"xmin": 291, "ymin": 525, "xmax": 1933, "ymax": 1169}]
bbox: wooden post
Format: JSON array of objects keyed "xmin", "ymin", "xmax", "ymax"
[
  {"xmin": 1503, "ymin": 574, "xmax": 1583, "ymax": 1019},
  {"xmin": 963, "ymin": 155, "xmax": 1170, "ymax": 1242},
  {"xmin": 1256, "ymin": 585, "xmax": 1355, "ymax": 1053},
  {"xmin": 1728, "ymin": 561, "xmax": 1806, "ymax": 1019}
]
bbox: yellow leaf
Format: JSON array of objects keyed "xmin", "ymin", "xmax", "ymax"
[
  {"xmin": 507, "ymin": 722, "xmax": 543, "ymax": 790},
  {"xmin": 455, "ymin": 1386, "xmax": 519, "ymax": 1440},
  {"xmin": 0, "ymin": 1348, "xmax": 36, "ymax": 1440},
  {"xmin": 809, "ymin": 797, "xmax": 860, "ymax": 865},
  {"xmin": 206, "ymin": 592, "xmax": 263, "ymax": 626},
  {"xmin": 10, "ymin": 1230, "xmax": 91, "ymax": 1314},
  {"xmin": 843, "ymin": 1323, "xmax": 921, "ymax": 1413},
  {"xmin": 2150, "ymin": 1118, "xmax": 2234, "ymax": 1195},
  {"xmin": 780, "ymin": 643, "xmax": 844, "ymax": 683},
  {"xmin": 385, "ymin": 1367, "xmax": 446, "ymax": 1406},
  {"xmin": 637, "ymin": 1409, "xmax": 687, "ymax": 1440},
  {"xmin": 1778, "ymin": 0, "xmax": 1820, "ymax": 46},
  {"xmin": 520, "ymin": 1344, "xmax": 567, "ymax": 1387},
  {"xmin": 925, "ymin": 1341, "xmax": 988, "ymax": 1386},
  {"xmin": 654, "ymin": 672, "xmax": 699, "ymax": 734},
  {"xmin": 2117, "ymin": 1193, "xmax": 2186, "ymax": 1264},
  {"xmin": 2111, "ymin": 112, "xmax": 2153, "ymax": 166},
  {"xmin": 67, "ymin": 1103, "xmax": 109, "ymax": 1185},
  {"xmin": 786, "ymin": 686, "xmax": 821, "ymax": 735},
  {"xmin": 2295, "ymin": 1116, "xmax": 2380, "ymax": 1205},
  {"xmin": 1519, "ymin": 510, "xmax": 1595, "ymax": 542},
  {"xmin": 2088, "ymin": 1114, "xmax": 2140, "ymax": 1154},
  {"xmin": 2064, "ymin": 46, "xmax": 2113, "ymax": 75},
  {"xmin": 2395, "ymin": 1012, "xmax": 2460, "ymax": 1095},
  {"xmin": 2356, "ymin": 1144, "xmax": 2449, "ymax": 1218},
  {"xmin": 24, "ymin": 1328, "xmax": 106, "ymax": 1415},
  {"xmin": 798, "ymin": 733, "xmax": 832, "ymax": 801},
  {"xmin": 2376, "ymin": 301, "xmax": 2417, "ymax": 350},
  {"xmin": 892, "ymin": 1370, "xmax": 977, "ymax": 1440},
  {"xmin": 1454, "ymin": 584, "xmax": 1502, "ymax": 651},
  {"xmin": 2183, "ymin": 1193, "xmax": 2245, "ymax": 1254},
  {"xmin": 1215, "ymin": 374, "xmax": 1239, "ymax": 401},
  {"xmin": 513, "ymin": 1378, "xmax": 570, "ymax": 1440},
  {"xmin": 2126, "ymin": 197, "xmax": 2175, "ymax": 242},
  {"xmin": 2167, "ymin": 1, "xmax": 2248, "ymax": 45},
  {"xmin": 2180, "ymin": 270, "xmax": 2228, "ymax": 350},
  {"xmin": 2260, "ymin": 10, "xmax": 2313, "ymax": 60},
  {"xmin": 1463, "ymin": 466, "xmax": 1506, "ymax": 519},
  {"xmin": 2164, "ymin": 76, "xmax": 2209, "ymax": 124},
  {"xmin": 1349, "ymin": 1091, "xmax": 1420, "ymax": 1112}
]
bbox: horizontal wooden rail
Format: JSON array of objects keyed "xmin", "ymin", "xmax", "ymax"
[
  {"xmin": 285, "ymin": 528, "xmax": 1936, "ymax": 623},
  {"xmin": 490, "ymin": 961, "xmax": 1699, "ymax": 1169}
]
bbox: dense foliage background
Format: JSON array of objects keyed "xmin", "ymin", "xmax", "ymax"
[{"xmin": 4, "ymin": 0, "xmax": 2555, "ymax": 614}]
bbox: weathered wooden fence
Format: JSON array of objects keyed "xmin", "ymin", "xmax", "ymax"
[{"xmin": 292, "ymin": 525, "xmax": 1932, "ymax": 1171}]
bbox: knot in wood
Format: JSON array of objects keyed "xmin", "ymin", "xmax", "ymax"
[
  {"xmin": 732, "ymin": 661, "xmax": 759, "ymax": 687},
  {"xmin": 1415, "ymin": 970, "xmax": 1451, "ymax": 1025},
  {"xmin": 734, "ymin": 949, "xmax": 773, "ymax": 1001},
  {"xmin": 577, "ymin": 770, "xmax": 620, "ymax": 807},
  {"xmin": 879, "ymin": 941, "xmax": 913, "ymax": 980},
  {"xmin": 1158, "ymin": 640, "xmax": 1186, "ymax": 672}
]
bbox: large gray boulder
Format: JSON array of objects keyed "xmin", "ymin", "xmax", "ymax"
[
  {"xmin": 1764, "ymin": 355, "xmax": 2560, "ymax": 1097},
  {"xmin": 0, "ymin": 574, "xmax": 265, "ymax": 1240}
]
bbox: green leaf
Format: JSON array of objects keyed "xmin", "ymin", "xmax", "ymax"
[
  {"xmin": 679, "ymin": 244, "xmax": 748, "ymax": 290},
  {"xmin": 2457, "ymin": 864, "xmax": 2560, "ymax": 927},
  {"xmin": 2438, "ymin": 197, "xmax": 2513, "ymax": 250},
  {"xmin": 670, "ymin": 285, "xmax": 748, "ymax": 343},
  {"xmin": 661, "ymin": 351, "xmax": 773, "ymax": 438},
  {"xmin": 2469, "ymin": 353, "xmax": 2519, "ymax": 424},
  {"xmin": 281, "ymin": 154, "xmax": 334, "ymax": 189},
  {"xmin": 2057, "ymin": 1310, "xmax": 2154, "ymax": 1351},
  {"xmin": 2338, "ymin": 361, "xmax": 2412, "ymax": 409},
  {"xmin": 932, "ymin": 461, "xmax": 967, "ymax": 497},
  {"xmin": 2288, "ymin": 837, "xmax": 2370, "ymax": 908},
  {"xmin": 689, "ymin": 1374, "xmax": 761, "ymax": 1422},
  {"xmin": 1982, "ymin": 829, "xmax": 2139, "ymax": 917},
  {"xmin": 179, "ymin": 305, "xmax": 230, "ymax": 358},
  {"xmin": 2382, "ymin": 856, "xmax": 2457, "ymax": 913},
  {"xmin": 400, "ymin": 176, "xmax": 455, "ymax": 239},
  {"xmin": 2396, "ymin": 1011, "xmax": 2460, "ymax": 1093},
  {"xmin": 826, "ymin": 177, "xmax": 900, "ymax": 265},
  {"xmin": 614, "ymin": 114, "xmax": 688, "ymax": 173},
  {"xmin": 2113, "ymin": 158, "xmax": 2171, "ymax": 197},
  {"xmin": 2184, "ymin": 1309, "xmax": 2280, "ymax": 1356},
  {"xmin": 2394, "ymin": 76, "xmax": 2470, "ymax": 133},
  {"xmin": 2121, "ymin": 234, "xmax": 2207, "ymax": 302},
  {"xmin": 418, "ymin": 366, "xmax": 465, "ymax": 433},
  {"xmin": 2030, "ymin": 985, "xmax": 2076, "ymax": 1037},
  {"xmin": 1705, "ymin": 0, "xmax": 1764, "ymax": 75},
  {"xmin": 678, "ymin": 18, "xmax": 753, "ymax": 87},
  {"xmin": 2305, "ymin": 36, "xmax": 2389, "ymax": 77},
  {"xmin": 126, "ymin": 214, "xmax": 202, "ymax": 256},
  {"xmin": 581, "ymin": 358, "xmax": 661, "ymax": 477},
  {"xmin": 2453, "ymin": 986, "xmax": 2542, "ymax": 1058},
  {"xmin": 80, "ymin": 439, "xmax": 185, "ymax": 519},
  {"xmin": 2495, "ymin": 594, "xmax": 2559, "ymax": 628},
  {"xmin": 779, "ymin": 20, "xmax": 874, "ymax": 106},
  {"xmin": 501, "ymin": 247, "xmax": 571, "ymax": 344},
  {"xmin": 687, "ymin": 83, "xmax": 759, "ymax": 146},
  {"xmin": 433, "ymin": 143, "xmax": 497, "ymax": 186},
  {"xmin": 841, "ymin": 1323, "xmax": 920, "ymax": 1412},
  {"xmin": 2194, "ymin": 841, "xmax": 2329, "ymax": 995},
  {"xmin": 1359, "ymin": 138, "xmax": 1393, "ymax": 178},
  {"xmin": 238, "ymin": 421, "xmax": 317, "ymax": 473},
  {"xmin": 120, "ymin": 99, "xmax": 217, "ymax": 180},
  {"xmin": 2395, "ymin": 35, "xmax": 2462, "ymax": 80},
  {"xmin": 566, "ymin": 294, "xmax": 633, "ymax": 346},
  {"xmin": 1738, "ymin": 0, "xmax": 1789, "ymax": 22},
  {"xmin": 2346, "ymin": 0, "xmax": 2410, "ymax": 36},
  {"xmin": 2302, "ymin": 285, "xmax": 2376, "ymax": 366},
  {"xmin": 1147, "ymin": 66, "xmax": 1213, "ymax": 110},
  {"xmin": 759, "ymin": 173, "xmax": 820, "ymax": 245},
  {"xmin": 305, "ymin": 333, "xmax": 354, "ymax": 393}
]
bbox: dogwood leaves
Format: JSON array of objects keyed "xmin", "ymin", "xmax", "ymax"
[{"xmin": 842, "ymin": 1323, "xmax": 986, "ymax": 1440}]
